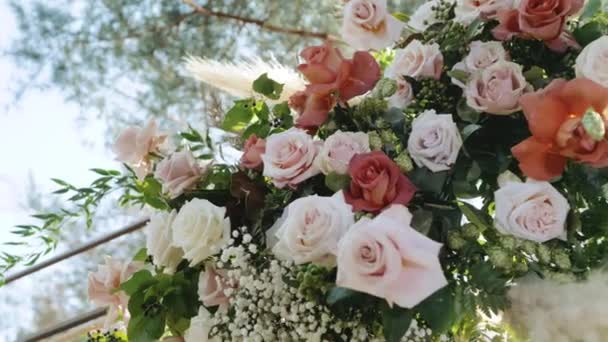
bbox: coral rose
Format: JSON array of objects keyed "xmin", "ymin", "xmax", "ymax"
[
  {"xmin": 512, "ymin": 78, "xmax": 608, "ymax": 180},
  {"xmin": 344, "ymin": 151, "xmax": 416, "ymax": 212},
  {"xmin": 290, "ymin": 42, "xmax": 381, "ymax": 129},
  {"xmin": 240, "ymin": 134, "xmax": 266, "ymax": 170},
  {"xmin": 492, "ymin": 0, "xmax": 583, "ymax": 52}
]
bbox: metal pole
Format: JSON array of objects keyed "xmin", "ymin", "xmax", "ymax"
[
  {"xmin": 3, "ymin": 218, "xmax": 149, "ymax": 285},
  {"xmin": 22, "ymin": 307, "xmax": 108, "ymax": 342}
]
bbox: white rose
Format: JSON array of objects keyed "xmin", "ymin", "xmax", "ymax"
[
  {"xmin": 145, "ymin": 211, "xmax": 184, "ymax": 274},
  {"xmin": 451, "ymin": 41, "xmax": 509, "ymax": 87},
  {"xmin": 267, "ymin": 191, "xmax": 354, "ymax": 267},
  {"xmin": 184, "ymin": 307, "xmax": 220, "ymax": 342},
  {"xmin": 387, "ymin": 78, "xmax": 415, "ymax": 109},
  {"xmin": 494, "ymin": 180, "xmax": 570, "ymax": 243},
  {"xmin": 385, "ymin": 40, "xmax": 444, "ymax": 80},
  {"xmin": 464, "ymin": 61, "xmax": 530, "ymax": 115},
  {"xmin": 575, "ymin": 36, "xmax": 608, "ymax": 88},
  {"xmin": 315, "ymin": 131, "xmax": 370, "ymax": 175},
  {"xmin": 172, "ymin": 198, "xmax": 231, "ymax": 266},
  {"xmin": 407, "ymin": 110, "xmax": 463, "ymax": 172},
  {"xmin": 454, "ymin": 0, "xmax": 515, "ymax": 24},
  {"xmin": 262, "ymin": 128, "xmax": 322, "ymax": 188},
  {"xmin": 341, "ymin": 0, "xmax": 405, "ymax": 51},
  {"xmin": 408, "ymin": 0, "xmax": 444, "ymax": 32}
]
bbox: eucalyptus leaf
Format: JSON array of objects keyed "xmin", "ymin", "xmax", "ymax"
[
  {"xmin": 411, "ymin": 209, "xmax": 434, "ymax": 235},
  {"xmin": 457, "ymin": 98, "xmax": 480, "ymax": 124},
  {"xmin": 327, "ymin": 287, "xmax": 359, "ymax": 305}
]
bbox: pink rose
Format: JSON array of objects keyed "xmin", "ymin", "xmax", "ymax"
[
  {"xmin": 451, "ymin": 41, "xmax": 509, "ymax": 87},
  {"xmin": 388, "ymin": 78, "xmax": 414, "ymax": 109},
  {"xmin": 336, "ymin": 205, "xmax": 447, "ymax": 308},
  {"xmin": 262, "ymin": 128, "xmax": 322, "ymax": 188},
  {"xmin": 88, "ymin": 257, "xmax": 142, "ymax": 325},
  {"xmin": 492, "ymin": 0, "xmax": 584, "ymax": 52},
  {"xmin": 240, "ymin": 134, "xmax": 266, "ymax": 169},
  {"xmin": 290, "ymin": 42, "xmax": 381, "ymax": 129},
  {"xmin": 385, "ymin": 40, "xmax": 444, "ymax": 80},
  {"xmin": 454, "ymin": 0, "xmax": 515, "ymax": 24},
  {"xmin": 464, "ymin": 61, "xmax": 530, "ymax": 115},
  {"xmin": 198, "ymin": 266, "xmax": 231, "ymax": 308},
  {"xmin": 341, "ymin": 0, "xmax": 405, "ymax": 51},
  {"xmin": 315, "ymin": 130, "xmax": 370, "ymax": 175},
  {"xmin": 155, "ymin": 150, "xmax": 206, "ymax": 199},
  {"xmin": 345, "ymin": 151, "xmax": 416, "ymax": 213},
  {"xmin": 112, "ymin": 119, "xmax": 167, "ymax": 179}
]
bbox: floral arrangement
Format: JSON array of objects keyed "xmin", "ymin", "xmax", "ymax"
[{"xmin": 7, "ymin": 0, "xmax": 608, "ymax": 341}]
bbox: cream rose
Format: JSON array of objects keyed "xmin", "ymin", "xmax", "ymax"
[
  {"xmin": 407, "ymin": 110, "xmax": 463, "ymax": 172},
  {"xmin": 198, "ymin": 265, "xmax": 230, "ymax": 308},
  {"xmin": 388, "ymin": 78, "xmax": 415, "ymax": 109},
  {"xmin": 575, "ymin": 36, "xmax": 608, "ymax": 88},
  {"xmin": 341, "ymin": 0, "xmax": 405, "ymax": 51},
  {"xmin": 408, "ymin": 0, "xmax": 445, "ymax": 32},
  {"xmin": 145, "ymin": 211, "xmax": 184, "ymax": 274},
  {"xmin": 336, "ymin": 205, "xmax": 447, "ymax": 308},
  {"xmin": 385, "ymin": 40, "xmax": 444, "ymax": 80},
  {"xmin": 112, "ymin": 119, "xmax": 167, "ymax": 179},
  {"xmin": 465, "ymin": 61, "xmax": 529, "ymax": 115},
  {"xmin": 451, "ymin": 41, "xmax": 509, "ymax": 87},
  {"xmin": 454, "ymin": 0, "xmax": 515, "ymax": 24},
  {"xmin": 267, "ymin": 191, "xmax": 354, "ymax": 267},
  {"xmin": 262, "ymin": 128, "xmax": 322, "ymax": 188},
  {"xmin": 172, "ymin": 198, "xmax": 231, "ymax": 266},
  {"xmin": 155, "ymin": 150, "xmax": 206, "ymax": 199},
  {"xmin": 494, "ymin": 180, "xmax": 570, "ymax": 243},
  {"xmin": 315, "ymin": 131, "xmax": 370, "ymax": 175},
  {"xmin": 184, "ymin": 307, "xmax": 220, "ymax": 342}
]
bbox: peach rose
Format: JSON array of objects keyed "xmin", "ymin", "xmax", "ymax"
[
  {"xmin": 385, "ymin": 40, "xmax": 444, "ymax": 80},
  {"xmin": 198, "ymin": 266, "xmax": 231, "ymax": 308},
  {"xmin": 513, "ymin": 78, "xmax": 608, "ymax": 180},
  {"xmin": 290, "ymin": 42, "xmax": 381, "ymax": 129},
  {"xmin": 451, "ymin": 40, "xmax": 509, "ymax": 87},
  {"xmin": 112, "ymin": 120, "xmax": 167, "ymax": 179},
  {"xmin": 155, "ymin": 150, "xmax": 206, "ymax": 199},
  {"xmin": 262, "ymin": 128, "xmax": 322, "ymax": 188},
  {"xmin": 344, "ymin": 151, "xmax": 416, "ymax": 213},
  {"xmin": 240, "ymin": 134, "xmax": 266, "ymax": 169},
  {"xmin": 492, "ymin": 0, "xmax": 583, "ymax": 52},
  {"xmin": 315, "ymin": 130, "xmax": 370, "ymax": 175},
  {"xmin": 341, "ymin": 0, "xmax": 405, "ymax": 51},
  {"xmin": 336, "ymin": 205, "xmax": 447, "ymax": 308},
  {"xmin": 464, "ymin": 61, "xmax": 530, "ymax": 115}
]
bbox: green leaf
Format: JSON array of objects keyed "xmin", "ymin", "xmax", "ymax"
[
  {"xmin": 461, "ymin": 124, "xmax": 481, "ymax": 141},
  {"xmin": 409, "ymin": 168, "xmax": 448, "ymax": 194},
  {"xmin": 381, "ymin": 302, "xmax": 413, "ymax": 342},
  {"xmin": 327, "ymin": 287, "xmax": 359, "ymax": 305},
  {"xmin": 465, "ymin": 18, "xmax": 484, "ymax": 40},
  {"xmin": 574, "ymin": 21, "xmax": 604, "ymax": 47},
  {"xmin": 457, "ymin": 98, "xmax": 480, "ymax": 124},
  {"xmin": 392, "ymin": 12, "xmax": 410, "ymax": 23},
  {"xmin": 127, "ymin": 310, "xmax": 167, "ymax": 342},
  {"xmin": 222, "ymin": 99, "xmax": 256, "ymax": 132},
  {"xmin": 447, "ymin": 70, "xmax": 469, "ymax": 84},
  {"xmin": 272, "ymin": 102, "xmax": 291, "ymax": 118},
  {"xmin": 325, "ymin": 173, "xmax": 351, "ymax": 192},
  {"xmin": 252, "ymin": 73, "xmax": 284, "ymax": 100},
  {"xmin": 580, "ymin": 0, "xmax": 603, "ymax": 22},
  {"xmin": 120, "ymin": 269, "xmax": 155, "ymax": 295},
  {"xmin": 133, "ymin": 248, "xmax": 149, "ymax": 262},
  {"xmin": 411, "ymin": 209, "xmax": 433, "ymax": 235},
  {"xmin": 416, "ymin": 287, "xmax": 456, "ymax": 334},
  {"xmin": 458, "ymin": 201, "xmax": 492, "ymax": 228},
  {"xmin": 242, "ymin": 120, "xmax": 271, "ymax": 139}
]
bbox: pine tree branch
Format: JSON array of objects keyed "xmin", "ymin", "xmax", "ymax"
[{"xmin": 182, "ymin": 0, "xmax": 332, "ymax": 40}]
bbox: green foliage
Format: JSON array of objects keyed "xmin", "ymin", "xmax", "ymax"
[
  {"xmin": 380, "ymin": 302, "xmax": 413, "ymax": 342},
  {"xmin": 416, "ymin": 287, "xmax": 457, "ymax": 334},
  {"xmin": 580, "ymin": 0, "xmax": 604, "ymax": 22},
  {"xmin": 325, "ymin": 173, "xmax": 351, "ymax": 192},
  {"xmin": 252, "ymin": 73, "xmax": 284, "ymax": 100}
]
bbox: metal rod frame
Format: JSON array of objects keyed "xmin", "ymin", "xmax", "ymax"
[{"xmin": 23, "ymin": 307, "xmax": 108, "ymax": 342}]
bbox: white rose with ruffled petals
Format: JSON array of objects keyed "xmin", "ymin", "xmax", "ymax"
[
  {"xmin": 451, "ymin": 41, "xmax": 509, "ymax": 87},
  {"xmin": 184, "ymin": 307, "xmax": 220, "ymax": 342},
  {"xmin": 454, "ymin": 0, "xmax": 514, "ymax": 24},
  {"xmin": 407, "ymin": 110, "xmax": 463, "ymax": 172},
  {"xmin": 336, "ymin": 205, "xmax": 447, "ymax": 308},
  {"xmin": 267, "ymin": 191, "xmax": 354, "ymax": 267},
  {"xmin": 172, "ymin": 198, "xmax": 231, "ymax": 266},
  {"xmin": 386, "ymin": 40, "xmax": 444, "ymax": 80},
  {"xmin": 262, "ymin": 128, "xmax": 321, "ymax": 188},
  {"xmin": 145, "ymin": 210, "xmax": 184, "ymax": 274},
  {"xmin": 316, "ymin": 131, "xmax": 370, "ymax": 175},
  {"xmin": 575, "ymin": 36, "xmax": 608, "ymax": 88},
  {"xmin": 341, "ymin": 0, "xmax": 405, "ymax": 51},
  {"xmin": 494, "ymin": 180, "xmax": 570, "ymax": 243}
]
